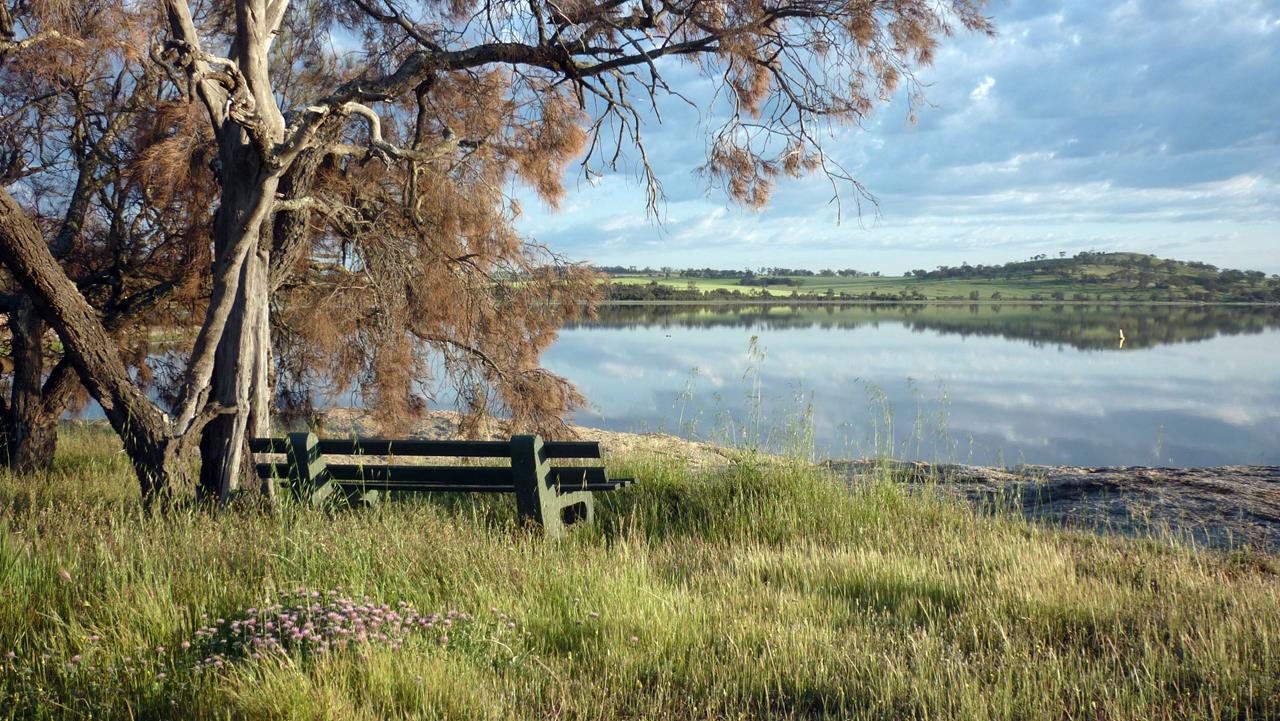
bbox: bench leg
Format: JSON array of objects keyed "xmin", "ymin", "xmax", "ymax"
[
  {"xmin": 344, "ymin": 488, "xmax": 380, "ymax": 508},
  {"xmin": 512, "ymin": 435, "xmax": 562, "ymax": 536},
  {"xmin": 556, "ymin": 491, "xmax": 595, "ymax": 527},
  {"xmin": 287, "ymin": 432, "xmax": 336, "ymax": 507},
  {"xmin": 512, "ymin": 435, "xmax": 598, "ymax": 537}
]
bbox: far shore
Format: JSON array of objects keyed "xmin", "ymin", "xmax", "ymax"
[{"xmin": 109, "ymin": 298, "xmax": 1277, "ymax": 345}]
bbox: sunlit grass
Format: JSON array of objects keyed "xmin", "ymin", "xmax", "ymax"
[
  {"xmin": 1, "ymin": 426, "xmax": 1277, "ymax": 719},
  {"xmin": 608, "ymin": 272, "xmax": 1169, "ymax": 301}
]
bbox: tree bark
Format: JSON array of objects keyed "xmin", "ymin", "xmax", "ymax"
[
  {"xmin": 4, "ymin": 299, "xmax": 57, "ymax": 472},
  {"xmin": 0, "ymin": 188, "xmax": 180, "ymax": 499},
  {"xmin": 164, "ymin": 0, "xmax": 289, "ymax": 503},
  {"xmin": 196, "ymin": 136, "xmax": 279, "ymax": 502},
  {"xmin": 197, "ymin": 244, "xmax": 272, "ymax": 502}
]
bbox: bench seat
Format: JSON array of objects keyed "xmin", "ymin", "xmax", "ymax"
[{"xmin": 250, "ymin": 433, "xmax": 632, "ymax": 537}]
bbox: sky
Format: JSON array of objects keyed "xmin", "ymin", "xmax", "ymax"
[{"xmin": 515, "ymin": 0, "xmax": 1280, "ymax": 275}]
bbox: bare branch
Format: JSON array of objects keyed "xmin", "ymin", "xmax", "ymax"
[
  {"xmin": 160, "ymin": 0, "xmax": 229, "ymax": 128},
  {"xmin": 0, "ymin": 29, "xmax": 82, "ymax": 57}
]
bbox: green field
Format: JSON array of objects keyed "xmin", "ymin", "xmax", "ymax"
[
  {"xmin": 605, "ymin": 253, "xmax": 1280, "ymax": 302},
  {"xmin": 1, "ymin": 426, "xmax": 1277, "ymax": 719},
  {"xmin": 611, "ymin": 272, "xmax": 1144, "ymax": 299}
]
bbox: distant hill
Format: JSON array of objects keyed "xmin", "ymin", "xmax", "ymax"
[{"xmin": 601, "ymin": 252, "xmax": 1280, "ymax": 303}]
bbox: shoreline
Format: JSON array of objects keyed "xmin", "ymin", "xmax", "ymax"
[
  {"xmin": 825, "ymin": 460, "xmax": 1280, "ymax": 553},
  {"xmin": 313, "ymin": 410, "xmax": 1280, "ymax": 553},
  {"xmin": 63, "ymin": 411, "xmax": 1280, "ymax": 552}
]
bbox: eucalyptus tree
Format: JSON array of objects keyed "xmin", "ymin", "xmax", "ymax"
[{"xmin": 1, "ymin": 0, "xmax": 992, "ymax": 502}]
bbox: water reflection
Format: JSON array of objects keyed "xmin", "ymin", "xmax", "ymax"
[
  {"xmin": 547, "ymin": 303, "xmax": 1280, "ymax": 466},
  {"xmin": 570, "ymin": 303, "xmax": 1280, "ymax": 351}
]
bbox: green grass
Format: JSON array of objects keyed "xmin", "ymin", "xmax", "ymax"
[
  {"xmin": 610, "ymin": 273, "xmax": 1164, "ymax": 300},
  {"xmin": 2, "ymin": 426, "xmax": 1278, "ymax": 719},
  {"xmin": 608, "ymin": 254, "xmax": 1279, "ymax": 302}
]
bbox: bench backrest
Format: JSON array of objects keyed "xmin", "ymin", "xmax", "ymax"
[
  {"xmin": 248, "ymin": 432, "xmax": 614, "ymax": 537},
  {"xmin": 248, "ymin": 436, "xmax": 602, "ymax": 459}
]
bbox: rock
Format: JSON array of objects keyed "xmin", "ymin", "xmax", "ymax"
[{"xmin": 825, "ymin": 460, "xmax": 1280, "ymax": 553}]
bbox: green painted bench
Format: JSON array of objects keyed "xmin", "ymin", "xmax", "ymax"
[{"xmin": 249, "ymin": 433, "xmax": 633, "ymax": 537}]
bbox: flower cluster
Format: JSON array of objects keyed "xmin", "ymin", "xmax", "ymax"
[{"xmin": 186, "ymin": 588, "xmax": 472, "ymax": 671}]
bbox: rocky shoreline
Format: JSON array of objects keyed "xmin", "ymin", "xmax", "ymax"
[
  {"xmin": 316, "ymin": 409, "xmax": 1280, "ymax": 553},
  {"xmin": 824, "ymin": 460, "xmax": 1280, "ymax": 554}
]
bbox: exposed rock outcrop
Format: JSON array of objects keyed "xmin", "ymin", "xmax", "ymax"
[{"xmin": 827, "ymin": 460, "xmax": 1280, "ymax": 553}]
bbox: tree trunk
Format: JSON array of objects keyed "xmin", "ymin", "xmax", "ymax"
[
  {"xmin": 196, "ymin": 148, "xmax": 278, "ymax": 503},
  {"xmin": 197, "ymin": 247, "xmax": 272, "ymax": 502},
  {"xmin": 4, "ymin": 299, "xmax": 57, "ymax": 472},
  {"xmin": 166, "ymin": 0, "xmax": 292, "ymax": 505},
  {"xmin": 0, "ymin": 188, "xmax": 182, "ymax": 499},
  {"xmin": 6, "ymin": 356, "xmax": 80, "ymax": 475},
  {"xmin": 247, "ymin": 240, "xmax": 273, "ymax": 499}
]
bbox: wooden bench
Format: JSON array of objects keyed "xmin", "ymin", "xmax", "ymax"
[{"xmin": 249, "ymin": 433, "xmax": 633, "ymax": 537}]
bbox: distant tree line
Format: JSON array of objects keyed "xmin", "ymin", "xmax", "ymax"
[
  {"xmin": 598, "ymin": 251, "xmax": 1280, "ymax": 303},
  {"xmin": 607, "ymin": 282, "xmax": 926, "ymax": 302},
  {"xmin": 595, "ymin": 266, "xmax": 880, "ymax": 279},
  {"xmin": 902, "ymin": 252, "xmax": 1280, "ymax": 302}
]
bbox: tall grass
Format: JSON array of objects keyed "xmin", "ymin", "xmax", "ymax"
[{"xmin": 1, "ymin": 426, "xmax": 1277, "ymax": 720}]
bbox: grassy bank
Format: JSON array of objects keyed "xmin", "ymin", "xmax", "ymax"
[
  {"xmin": 607, "ymin": 274, "xmax": 1280, "ymax": 303},
  {"xmin": 2, "ymin": 427, "xmax": 1278, "ymax": 720},
  {"xmin": 609, "ymin": 272, "xmax": 1136, "ymax": 300},
  {"xmin": 606, "ymin": 254, "xmax": 1280, "ymax": 303},
  {"xmin": 603, "ymin": 253, "xmax": 1280, "ymax": 303}
]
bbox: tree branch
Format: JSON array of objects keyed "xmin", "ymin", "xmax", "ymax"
[
  {"xmin": 0, "ymin": 30, "xmax": 82, "ymax": 57},
  {"xmin": 161, "ymin": 0, "xmax": 230, "ymax": 128}
]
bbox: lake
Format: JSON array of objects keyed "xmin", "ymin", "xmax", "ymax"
[
  {"xmin": 545, "ymin": 303, "xmax": 1280, "ymax": 467},
  {"xmin": 72, "ymin": 302, "xmax": 1280, "ymax": 467}
]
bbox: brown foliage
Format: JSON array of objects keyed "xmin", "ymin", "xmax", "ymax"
[
  {"xmin": 4, "ymin": 0, "xmax": 993, "ymax": 494},
  {"xmin": 1, "ymin": 1, "xmax": 212, "ymax": 406},
  {"xmin": 271, "ymin": 77, "xmax": 600, "ymax": 436},
  {"xmin": 254, "ymin": 0, "xmax": 990, "ymax": 435}
]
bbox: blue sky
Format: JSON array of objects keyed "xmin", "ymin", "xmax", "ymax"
[{"xmin": 515, "ymin": 0, "xmax": 1280, "ymax": 274}]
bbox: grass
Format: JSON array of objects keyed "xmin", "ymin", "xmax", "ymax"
[
  {"xmin": 1, "ymin": 425, "xmax": 1278, "ymax": 719},
  {"xmin": 610, "ymin": 272, "xmax": 1157, "ymax": 300},
  {"xmin": 607, "ymin": 262, "xmax": 1274, "ymax": 302}
]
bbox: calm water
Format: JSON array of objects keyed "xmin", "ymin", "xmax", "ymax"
[
  {"xmin": 545, "ymin": 304, "xmax": 1280, "ymax": 466},
  {"xmin": 75, "ymin": 303, "xmax": 1280, "ymax": 466}
]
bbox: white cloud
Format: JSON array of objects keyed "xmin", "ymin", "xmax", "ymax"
[
  {"xmin": 514, "ymin": 0, "xmax": 1280, "ymax": 273},
  {"xmin": 970, "ymin": 75, "xmax": 997, "ymax": 102}
]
